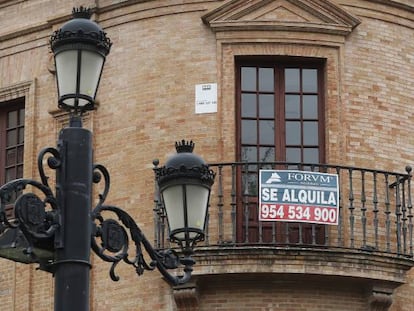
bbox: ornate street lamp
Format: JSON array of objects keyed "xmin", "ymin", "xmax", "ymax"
[
  {"xmin": 157, "ymin": 140, "xmax": 214, "ymax": 252},
  {"xmin": 50, "ymin": 7, "xmax": 111, "ymax": 115},
  {"xmin": 0, "ymin": 7, "xmax": 215, "ymax": 311}
]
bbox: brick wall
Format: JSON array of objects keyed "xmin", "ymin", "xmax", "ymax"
[
  {"xmin": 0, "ymin": 0, "xmax": 413, "ymax": 310},
  {"xmin": 197, "ymin": 275, "xmax": 368, "ymax": 311}
]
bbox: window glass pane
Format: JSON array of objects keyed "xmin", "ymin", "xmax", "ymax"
[
  {"xmin": 7, "ymin": 111, "xmax": 17, "ymax": 128},
  {"xmin": 241, "ymin": 67, "xmax": 256, "ymax": 91},
  {"xmin": 259, "ymin": 68, "xmax": 274, "ymax": 92},
  {"xmin": 259, "ymin": 94, "xmax": 274, "ymax": 117},
  {"xmin": 285, "ymin": 95, "xmax": 300, "ymax": 119},
  {"xmin": 285, "ymin": 68, "xmax": 300, "ymax": 92},
  {"xmin": 259, "ymin": 120, "xmax": 274, "ymax": 144},
  {"xmin": 17, "ymin": 146, "xmax": 24, "ymax": 163},
  {"xmin": 285, "ymin": 121, "xmax": 301, "ymax": 145},
  {"xmin": 18, "ymin": 127, "xmax": 24, "ymax": 144},
  {"xmin": 303, "ymin": 121, "xmax": 318, "ymax": 145},
  {"xmin": 6, "ymin": 168, "xmax": 15, "ymax": 182},
  {"xmin": 242, "ymin": 120, "xmax": 257, "ymax": 144},
  {"xmin": 304, "ymin": 148, "xmax": 319, "ymax": 163},
  {"xmin": 242, "ymin": 94, "xmax": 256, "ymax": 117},
  {"xmin": 19, "ymin": 108, "xmax": 25, "ymax": 126},
  {"xmin": 303, "ymin": 95, "xmax": 318, "ymax": 119},
  {"xmin": 286, "ymin": 148, "xmax": 301, "ymax": 162},
  {"xmin": 241, "ymin": 146, "xmax": 257, "ymax": 162},
  {"xmin": 6, "ymin": 149, "xmax": 16, "ymax": 166},
  {"xmin": 243, "ymin": 173, "xmax": 258, "ymax": 196},
  {"xmin": 259, "ymin": 147, "xmax": 275, "ymax": 162},
  {"xmin": 1, "ymin": 104, "xmax": 25, "ymax": 187},
  {"xmin": 17, "ymin": 165, "xmax": 23, "ymax": 179},
  {"xmin": 303, "ymin": 69, "xmax": 318, "ymax": 92},
  {"xmin": 7, "ymin": 129, "xmax": 17, "ymax": 147}
]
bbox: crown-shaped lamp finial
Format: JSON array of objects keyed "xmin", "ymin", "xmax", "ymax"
[
  {"xmin": 175, "ymin": 140, "xmax": 194, "ymax": 153},
  {"xmin": 72, "ymin": 6, "xmax": 92, "ymax": 19}
]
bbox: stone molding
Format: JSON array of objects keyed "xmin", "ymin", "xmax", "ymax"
[
  {"xmin": 202, "ymin": 0, "xmax": 361, "ymax": 36},
  {"xmin": 173, "ymin": 282, "xmax": 200, "ymax": 311},
  {"xmin": 368, "ymin": 286, "xmax": 393, "ymax": 311},
  {"xmin": 193, "ymin": 247, "xmax": 414, "ymax": 285}
]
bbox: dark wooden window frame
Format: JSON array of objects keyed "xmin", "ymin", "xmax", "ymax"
[
  {"xmin": 235, "ymin": 56, "xmax": 326, "ymax": 244},
  {"xmin": 0, "ymin": 97, "xmax": 25, "ymax": 218}
]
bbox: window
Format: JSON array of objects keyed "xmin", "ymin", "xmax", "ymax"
[
  {"xmin": 238, "ymin": 59, "xmax": 325, "ymax": 166},
  {"xmin": 236, "ymin": 58, "xmax": 325, "ymax": 243},
  {"xmin": 0, "ymin": 98, "xmax": 25, "ymax": 214}
]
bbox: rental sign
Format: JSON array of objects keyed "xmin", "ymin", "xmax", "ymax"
[{"xmin": 259, "ymin": 170, "xmax": 339, "ymax": 225}]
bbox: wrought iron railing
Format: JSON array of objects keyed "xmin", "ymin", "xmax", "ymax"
[{"xmin": 153, "ymin": 162, "xmax": 413, "ymax": 258}]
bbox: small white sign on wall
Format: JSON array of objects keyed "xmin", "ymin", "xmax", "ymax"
[{"xmin": 195, "ymin": 83, "xmax": 217, "ymax": 114}]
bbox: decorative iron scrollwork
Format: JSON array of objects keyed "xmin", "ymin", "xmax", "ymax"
[
  {"xmin": 0, "ymin": 147, "xmax": 61, "ymax": 262},
  {"xmin": 0, "ymin": 142, "xmax": 200, "ymax": 285},
  {"xmin": 91, "ymin": 164, "xmax": 193, "ymax": 285}
]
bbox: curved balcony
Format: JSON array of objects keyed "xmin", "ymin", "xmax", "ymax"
[{"xmin": 153, "ymin": 162, "xmax": 414, "ymax": 310}]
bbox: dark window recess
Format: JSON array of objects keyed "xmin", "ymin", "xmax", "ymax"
[{"xmin": 0, "ymin": 98, "xmax": 25, "ymax": 218}]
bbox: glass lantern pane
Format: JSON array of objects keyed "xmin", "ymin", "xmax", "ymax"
[
  {"xmin": 186, "ymin": 185, "xmax": 209, "ymax": 232},
  {"xmin": 55, "ymin": 50, "xmax": 78, "ymax": 107},
  {"xmin": 162, "ymin": 185, "xmax": 185, "ymax": 233},
  {"xmin": 79, "ymin": 50, "xmax": 104, "ymax": 107}
]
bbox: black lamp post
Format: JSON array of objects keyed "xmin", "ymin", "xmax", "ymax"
[{"xmin": 0, "ymin": 7, "xmax": 215, "ymax": 311}]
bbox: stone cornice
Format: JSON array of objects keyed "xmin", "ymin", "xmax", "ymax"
[
  {"xmin": 202, "ymin": 0, "xmax": 361, "ymax": 36},
  {"xmin": 193, "ymin": 246, "xmax": 414, "ymax": 284},
  {"xmin": 0, "ymin": 80, "xmax": 32, "ymax": 101},
  {"xmin": 363, "ymin": 0, "xmax": 414, "ymax": 13}
]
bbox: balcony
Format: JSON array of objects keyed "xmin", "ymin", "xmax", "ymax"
[{"xmin": 153, "ymin": 162, "xmax": 414, "ymax": 309}]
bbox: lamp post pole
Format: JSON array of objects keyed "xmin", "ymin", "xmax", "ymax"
[{"xmin": 54, "ymin": 125, "xmax": 93, "ymax": 311}]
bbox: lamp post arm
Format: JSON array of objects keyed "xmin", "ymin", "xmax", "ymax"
[
  {"xmin": 91, "ymin": 164, "xmax": 196, "ymax": 286},
  {"xmin": 135, "ymin": 223, "xmax": 195, "ymax": 285}
]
